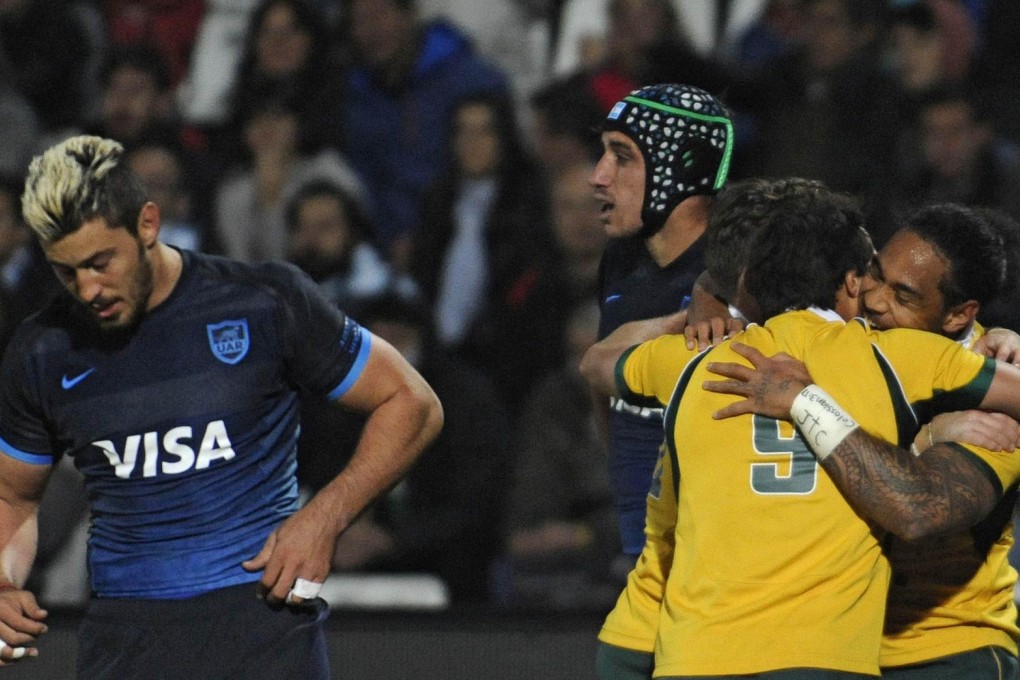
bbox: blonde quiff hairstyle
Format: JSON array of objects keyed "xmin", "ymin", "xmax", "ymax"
[{"xmin": 22, "ymin": 135, "xmax": 147, "ymax": 244}]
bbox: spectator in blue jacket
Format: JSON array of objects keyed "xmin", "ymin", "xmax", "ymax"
[{"xmin": 342, "ymin": 0, "xmax": 510, "ymax": 269}]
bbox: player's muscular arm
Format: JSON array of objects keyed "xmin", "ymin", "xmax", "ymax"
[
  {"xmin": 707, "ymin": 344, "xmax": 1020, "ymax": 428},
  {"xmin": 977, "ymin": 360, "xmax": 1020, "ymax": 420},
  {"xmin": 0, "ymin": 457, "xmax": 51, "ymax": 663},
  {"xmin": 244, "ymin": 335, "xmax": 443, "ymax": 603},
  {"xmin": 0, "ymin": 464, "xmax": 44, "ymax": 588},
  {"xmin": 918, "ymin": 410, "xmax": 1020, "ymax": 454},
  {"xmin": 822, "ymin": 433, "xmax": 996, "ymax": 541},
  {"xmin": 580, "ymin": 311, "xmax": 688, "ymax": 396},
  {"xmin": 323, "ymin": 335, "xmax": 443, "ymax": 533},
  {"xmin": 702, "ymin": 342, "xmax": 1000, "ymax": 540}
]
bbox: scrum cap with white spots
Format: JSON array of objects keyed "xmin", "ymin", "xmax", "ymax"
[{"xmin": 604, "ymin": 83, "xmax": 733, "ymax": 236}]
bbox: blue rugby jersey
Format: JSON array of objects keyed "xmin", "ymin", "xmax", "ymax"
[
  {"xmin": 0, "ymin": 250, "xmax": 371, "ymax": 598},
  {"xmin": 597, "ymin": 236, "xmax": 705, "ymax": 556}
]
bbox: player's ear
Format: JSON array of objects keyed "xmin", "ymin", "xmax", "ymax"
[
  {"xmin": 833, "ymin": 269, "xmax": 863, "ymax": 321},
  {"xmin": 941, "ymin": 299, "xmax": 979, "ymax": 336},
  {"xmin": 731, "ymin": 270, "xmax": 762, "ymax": 324},
  {"xmin": 844, "ymin": 270, "xmax": 862, "ymax": 301},
  {"xmin": 136, "ymin": 202, "xmax": 161, "ymax": 249}
]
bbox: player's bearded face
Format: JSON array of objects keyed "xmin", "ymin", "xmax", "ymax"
[
  {"xmin": 101, "ymin": 238, "xmax": 154, "ymax": 331},
  {"xmin": 45, "ymin": 218, "xmax": 156, "ymax": 332}
]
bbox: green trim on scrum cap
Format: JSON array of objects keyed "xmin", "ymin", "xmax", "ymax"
[{"xmin": 624, "ymin": 95, "xmax": 734, "ymax": 190}]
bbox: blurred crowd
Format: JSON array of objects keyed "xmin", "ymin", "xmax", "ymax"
[{"xmin": 2, "ymin": 0, "xmax": 1020, "ymax": 612}]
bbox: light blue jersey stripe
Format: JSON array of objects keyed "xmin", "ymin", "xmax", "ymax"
[
  {"xmin": 327, "ymin": 331, "xmax": 372, "ymax": 401},
  {"xmin": 0, "ymin": 436, "xmax": 52, "ymax": 465}
]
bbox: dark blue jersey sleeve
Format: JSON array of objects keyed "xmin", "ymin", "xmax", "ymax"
[
  {"xmin": 0, "ymin": 321, "xmax": 58, "ymax": 464},
  {"xmin": 261, "ymin": 260, "xmax": 372, "ymax": 400}
]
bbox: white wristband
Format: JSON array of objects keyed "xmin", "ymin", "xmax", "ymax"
[{"xmin": 790, "ymin": 384, "xmax": 859, "ymax": 461}]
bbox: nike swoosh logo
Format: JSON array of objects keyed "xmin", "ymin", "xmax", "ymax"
[
  {"xmin": 61, "ymin": 368, "xmax": 96, "ymax": 390},
  {"xmin": 604, "ymin": 294, "xmax": 621, "ymax": 303}
]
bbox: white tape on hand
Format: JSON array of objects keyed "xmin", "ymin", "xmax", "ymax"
[
  {"xmin": 285, "ymin": 578, "xmax": 323, "ymax": 604},
  {"xmin": 0, "ymin": 638, "xmax": 26, "ymax": 659}
]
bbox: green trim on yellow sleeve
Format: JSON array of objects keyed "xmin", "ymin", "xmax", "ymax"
[
  {"xmin": 615, "ymin": 345, "xmax": 661, "ymax": 408},
  {"xmin": 916, "ymin": 356, "xmax": 997, "ymax": 426},
  {"xmin": 614, "ymin": 345, "xmax": 638, "ymax": 401},
  {"xmin": 871, "ymin": 345, "xmax": 920, "ymax": 449}
]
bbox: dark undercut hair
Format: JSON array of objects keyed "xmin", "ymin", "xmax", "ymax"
[
  {"xmin": 22, "ymin": 136, "xmax": 147, "ymax": 243},
  {"xmin": 743, "ymin": 180, "xmax": 872, "ymax": 320}
]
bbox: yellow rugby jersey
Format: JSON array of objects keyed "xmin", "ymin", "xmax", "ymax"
[
  {"xmin": 599, "ymin": 442, "xmax": 677, "ymax": 653},
  {"xmin": 615, "ymin": 309, "xmax": 997, "ymax": 676},
  {"xmin": 882, "ymin": 321, "xmax": 1020, "ymax": 667}
]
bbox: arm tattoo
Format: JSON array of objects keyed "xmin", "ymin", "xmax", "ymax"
[{"xmin": 822, "ymin": 431, "xmax": 996, "ymax": 541}]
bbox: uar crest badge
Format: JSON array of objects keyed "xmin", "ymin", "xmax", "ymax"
[{"xmin": 207, "ymin": 319, "xmax": 250, "ymax": 365}]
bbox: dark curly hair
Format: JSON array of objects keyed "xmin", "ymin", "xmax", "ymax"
[
  {"xmin": 742, "ymin": 179, "xmax": 873, "ymax": 320},
  {"xmin": 904, "ymin": 203, "xmax": 1006, "ymax": 309}
]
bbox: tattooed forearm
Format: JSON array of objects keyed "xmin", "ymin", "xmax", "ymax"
[{"xmin": 821, "ymin": 430, "xmax": 996, "ymax": 541}]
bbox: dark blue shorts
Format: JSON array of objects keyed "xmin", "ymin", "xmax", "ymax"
[{"xmin": 76, "ymin": 582, "xmax": 330, "ymax": 680}]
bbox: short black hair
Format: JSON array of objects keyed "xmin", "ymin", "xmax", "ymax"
[
  {"xmin": 356, "ymin": 289, "xmax": 430, "ymax": 331},
  {"xmin": 529, "ymin": 74, "xmax": 603, "ymax": 143},
  {"xmin": 102, "ymin": 44, "xmax": 172, "ymax": 92},
  {"xmin": 284, "ymin": 179, "xmax": 370, "ymax": 242},
  {"xmin": 451, "ymin": 90, "xmax": 533, "ymax": 176},
  {"xmin": 979, "ymin": 207, "xmax": 1020, "ymax": 297},
  {"xmin": 889, "ymin": 1, "xmax": 937, "ymax": 32},
  {"xmin": 0, "ymin": 175, "xmax": 23, "ymax": 206},
  {"xmin": 904, "ymin": 203, "xmax": 1006, "ymax": 308}
]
